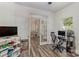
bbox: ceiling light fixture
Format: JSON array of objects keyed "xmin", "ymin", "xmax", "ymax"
[{"xmin": 48, "ymin": 2, "xmax": 52, "ymax": 5}]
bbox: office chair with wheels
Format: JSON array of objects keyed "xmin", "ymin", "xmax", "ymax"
[
  {"xmin": 50, "ymin": 32, "xmax": 58, "ymax": 50},
  {"xmin": 51, "ymin": 32, "xmax": 66, "ymax": 52}
]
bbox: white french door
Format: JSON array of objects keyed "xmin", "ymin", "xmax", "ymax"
[{"xmin": 28, "ymin": 15, "xmax": 47, "ymax": 56}]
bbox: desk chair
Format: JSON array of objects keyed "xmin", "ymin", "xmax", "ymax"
[{"xmin": 51, "ymin": 32, "xmax": 66, "ymax": 52}]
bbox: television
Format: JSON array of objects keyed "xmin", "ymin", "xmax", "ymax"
[
  {"xmin": 0, "ymin": 26, "xmax": 17, "ymax": 37},
  {"xmin": 58, "ymin": 31, "xmax": 65, "ymax": 36}
]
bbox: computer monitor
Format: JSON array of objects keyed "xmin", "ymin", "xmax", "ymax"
[{"xmin": 58, "ymin": 31, "xmax": 65, "ymax": 36}]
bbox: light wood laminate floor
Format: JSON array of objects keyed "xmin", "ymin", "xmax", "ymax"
[
  {"xmin": 20, "ymin": 40, "xmax": 79, "ymax": 57},
  {"xmin": 30, "ymin": 36, "xmax": 70, "ymax": 57}
]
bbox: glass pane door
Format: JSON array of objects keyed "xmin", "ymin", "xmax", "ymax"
[
  {"xmin": 30, "ymin": 17, "xmax": 40, "ymax": 56},
  {"xmin": 40, "ymin": 19, "xmax": 47, "ymax": 43}
]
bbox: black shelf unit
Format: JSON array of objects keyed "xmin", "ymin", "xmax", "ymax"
[{"xmin": 66, "ymin": 30, "xmax": 75, "ymax": 53}]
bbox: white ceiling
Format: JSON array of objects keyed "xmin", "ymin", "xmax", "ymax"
[{"xmin": 16, "ymin": 2, "xmax": 74, "ymax": 12}]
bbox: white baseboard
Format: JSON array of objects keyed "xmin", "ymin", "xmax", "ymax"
[
  {"xmin": 40, "ymin": 41, "xmax": 53, "ymax": 45},
  {"xmin": 76, "ymin": 50, "xmax": 79, "ymax": 54},
  {"xmin": 40, "ymin": 42, "xmax": 48, "ymax": 45}
]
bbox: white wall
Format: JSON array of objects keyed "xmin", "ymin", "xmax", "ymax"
[
  {"xmin": 0, "ymin": 3, "xmax": 54, "ymax": 44},
  {"xmin": 55, "ymin": 3, "xmax": 79, "ymax": 54},
  {"xmin": 0, "ymin": 3, "xmax": 15, "ymax": 26}
]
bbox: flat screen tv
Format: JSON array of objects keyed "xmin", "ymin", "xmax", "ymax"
[
  {"xmin": 0, "ymin": 26, "xmax": 17, "ymax": 37},
  {"xmin": 58, "ymin": 31, "xmax": 65, "ymax": 36}
]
